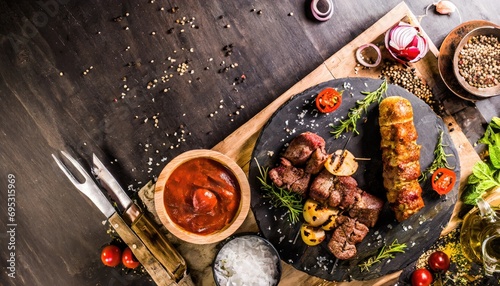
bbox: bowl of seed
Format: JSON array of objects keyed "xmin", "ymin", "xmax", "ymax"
[{"xmin": 453, "ymin": 26, "xmax": 500, "ymax": 97}]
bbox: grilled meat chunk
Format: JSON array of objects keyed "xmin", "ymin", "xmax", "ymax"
[
  {"xmin": 268, "ymin": 158, "xmax": 310, "ymax": 196},
  {"xmin": 349, "ymin": 191, "xmax": 384, "ymax": 227},
  {"xmin": 309, "ymin": 170, "xmax": 362, "ymax": 209},
  {"xmin": 328, "ymin": 216, "xmax": 369, "ymax": 260},
  {"xmin": 282, "ymin": 132, "xmax": 325, "ymax": 166},
  {"xmin": 305, "ymin": 146, "xmax": 328, "ymax": 174},
  {"xmin": 308, "ymin": 169, "xmax": 334, "ymax": 204}
]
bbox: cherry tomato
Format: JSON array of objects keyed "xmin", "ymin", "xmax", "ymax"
[
  {"xmin": 122, "ymin": 247, "xmax": 140, "ymax": 269},
  {"xmin": 431, "ymin": 168, "xmax": 456, "ymax": 195},
  {"xmin": 428, "ymin": 251, "xmax": 450, "ymax": 273},
  {"xmin": 101, "ymin": 245, "xmax": 122, "ymax": 267},
  {"xmin": 315, "ymin": 87, "xmax": 343, "ymax": 113},
  {"xmin": 411, "ymin": 268, "xmax": 433, "ymax": 286}
]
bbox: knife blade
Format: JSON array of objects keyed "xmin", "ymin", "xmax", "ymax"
[
  {"xmin": 91, "ymin": 154, "xmax": 188, "ymax": 282},
  {"xmin": 92, "ymin": 154, "xmax": 133, "ymax": 212}
]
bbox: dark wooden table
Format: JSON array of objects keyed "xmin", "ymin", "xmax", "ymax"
[{"xmin": 0, "ymin": 1, "xmax": 499, "ymax": 285}]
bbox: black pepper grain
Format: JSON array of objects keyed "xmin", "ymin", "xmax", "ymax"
[
  {"xmin": 381, "ymin": 63, "xmax": 443, "ymax": 113},
  {"xmin": 458, "ymin": 34, "xmax": 500, "ymax": 88}
]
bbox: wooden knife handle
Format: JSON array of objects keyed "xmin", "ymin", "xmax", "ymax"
[
  {"xmin": 129, "ymin": 204, "xmax": 187, "ymax": 282},
  {"xmin": 108, "ymin": 213, "xmax": 177, "ymax": 286}
]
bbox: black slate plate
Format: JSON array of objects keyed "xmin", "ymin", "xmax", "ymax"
[{"xmin": 248, "ymin": 77, "xmax": 460, "ymax": 282}]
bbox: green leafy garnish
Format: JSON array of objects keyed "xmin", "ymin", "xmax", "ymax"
[
  {"xmin": 478, "ymin": 117, "xmax": 500, "ymax": 168},
  {"xmin": 254, "ymin": 158, "xmax": 303, "ymax": 224},
  {"xmin": 330, "ymin": 79, "xmax": 388, "ymax": 138},
  {"xmin": 358, "ymin": 239, "xmax": 407, "ymax": 272},
  {"xmin": 463, "ymin": 117, "xmax": 500, "ymax": 205},
  {"xmin": 419, "ymin": 130, "xmax": 455, "ymax": 181}
]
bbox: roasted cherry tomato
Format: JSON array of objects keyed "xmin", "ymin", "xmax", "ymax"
[
  {"xmin": 428, "ymin": 251, "xmax": 450, "ymax": 273},
  {"xmin": 411, "ymin": 268, "xmax": 433, "ymax": 286},
  {"xmin": 315, "ymin": 87, "xmax": 342, "ymax": 113},
  {"xmin": 122, "ymin": 247, "xmax": 140, "ymax": 269},
  {"xmin": 101, "ymin": 245, "xmax": 122, "ymax": 267},
  {"xmin": 431, "ymin": 168, "xmax": 456, "ymax": 195}
]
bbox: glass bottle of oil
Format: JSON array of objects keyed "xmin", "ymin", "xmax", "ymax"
[{"xmin": 460, "ymin": 197, "xmax": 500, "ymax": 264}]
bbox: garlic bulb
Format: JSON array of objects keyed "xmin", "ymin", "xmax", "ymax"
[{"xmin": 435, "ymin": 0, "xmax": 457, "ymax": 15}]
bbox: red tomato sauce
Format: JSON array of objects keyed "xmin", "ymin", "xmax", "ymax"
[{"xmin": 164, "ymin": 158, "xmax": 241, "ymax": 235}]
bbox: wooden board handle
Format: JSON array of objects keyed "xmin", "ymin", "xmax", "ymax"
[{"xmin": 130, "ymin": 204, "xmax": 188, "ymax": 282}]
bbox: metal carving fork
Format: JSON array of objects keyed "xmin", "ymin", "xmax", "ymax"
[{"xmin": 52, "ymin": 151, "xmax": 193, "ymax": 286}]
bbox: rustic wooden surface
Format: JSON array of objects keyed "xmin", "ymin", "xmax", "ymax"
[{"xmin": 0, "ymin": 1, "xmax": 499, "ymax": 285}]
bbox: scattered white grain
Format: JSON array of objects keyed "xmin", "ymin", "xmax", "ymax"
[{"xmin": 279, "ymin": 236, "xmax": 285, "ymax": 243}]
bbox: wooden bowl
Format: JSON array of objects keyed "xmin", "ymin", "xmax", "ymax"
[
  {"xmin": 154, "ymin": 149, "xmax": 250, "ymax": 244},
  {"xmin": 453, "ymin": 26, "xmax": 500, "ymax": 97}
]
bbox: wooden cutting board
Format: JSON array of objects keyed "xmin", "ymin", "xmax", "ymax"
[
  {"xmin": 210, "ymin": 2, "xmax": 480, "ymax": 285},
  {"xmin": 141, "ymin": 2, "xmax": 482, "ymax": 285}
]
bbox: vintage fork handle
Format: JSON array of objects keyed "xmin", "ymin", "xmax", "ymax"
[
  {"xmin": 128, "ymin": 204, "xmax": 188, "ymax": 282},
  {"xmin": 108, "ymin": 213, "xmax": 177, "ymax": 286}
]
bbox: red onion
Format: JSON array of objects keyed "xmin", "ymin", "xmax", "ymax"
[
  {"xmin": 355, "ymin": 44, "xmax": 381, "ymax": 68},
  {"xmin": 384, "ymin": 22, "xmax": 429, "ymax": 63},
  {"xmin": 311, "ymin": 0, "xmax": 333, "ymax": 22}
]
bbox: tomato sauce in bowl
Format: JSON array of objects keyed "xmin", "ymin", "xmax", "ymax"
[
  {"xmin": 155, "ymin": 149, "xmax": 250, "ymax": 244},
  {"xmin": 164, "ymin": 157, "xmax": 241, "ymax": 235}
]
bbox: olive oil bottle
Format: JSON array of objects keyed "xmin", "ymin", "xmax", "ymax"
[
  {"xmin": 482, "ymin": 235, "xmax": 500, "ymax": 275},
  {"xmin": 460, "ymin": 198, "xmax": 500, "ymax": 264}
]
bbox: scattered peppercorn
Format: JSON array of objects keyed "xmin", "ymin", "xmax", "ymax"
[
  {"xmin": 457, "ymin": 34, "xmax": 500, "ymax": 88},
  {"xmin": 381, "ymin": 63, "xmax": 443, "ymax": 113}
]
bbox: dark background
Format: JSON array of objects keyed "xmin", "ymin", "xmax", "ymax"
[{"xmin": 0, "ymin": 0, "xmax": 498, "ymax": 285}]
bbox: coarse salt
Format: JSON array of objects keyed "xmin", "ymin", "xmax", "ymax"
[{"xmin": 214, "ymin": 236, "xmax": 279, "ymax": 286}]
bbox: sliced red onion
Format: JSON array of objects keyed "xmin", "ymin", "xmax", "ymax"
[
  {"xmin": 389, "ymin": 24, "xmax": 417, "ymax": 50},
  {"xmin": 355, "ymin": 44, "xmax": 382, "ymax": 68},
  {"xmin": 311, "ymin": 0, "xmax": 333, "ymax": 21},
  {"xmin": 417, "ymin": 36, "xmax": 429, "ymax": 56},
  {"xmin": 384, "ymin": 22, "xmax": 429, "ymax": 63}
]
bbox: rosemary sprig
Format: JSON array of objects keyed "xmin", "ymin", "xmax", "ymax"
[
  {"xmin": 254, "ymin": 158, "xmax": 303, "ymax": 224},
  {"xmin": 358, "ymin": 239, "xmax": 407, "ymax": 272},
  {"xmin": 420, "ymin": 129, "xmax": 455, "ymax": 181},
  {"xmin": 330, "ymin": 79, "xmax": 388, "ymax": 139}
]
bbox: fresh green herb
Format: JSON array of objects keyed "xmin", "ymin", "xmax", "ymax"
[
  {"xmin": 254, "ymin": 158, "xmax": 303, "ymax": 224},
  {"xmin": 330, "ymin": 79, "xmax": 388, "ymax": 138},
  {"xmin": 463, "ymin": 117, "xmax": 500, "ymax": 205},
  {"xmin": 358, "ymin": 239, "xmax": 407, "ymax": 272},
  {"xmin": 420, "ymin": 130, "xmax": 455, "ymax": 181},
  {"xmin": 478, "ymin": 117, "xmax": 500, "ymax": 169},
  {"xmin": 462, "ymin": 161, "xmax": 500, "ymax": 205}
]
